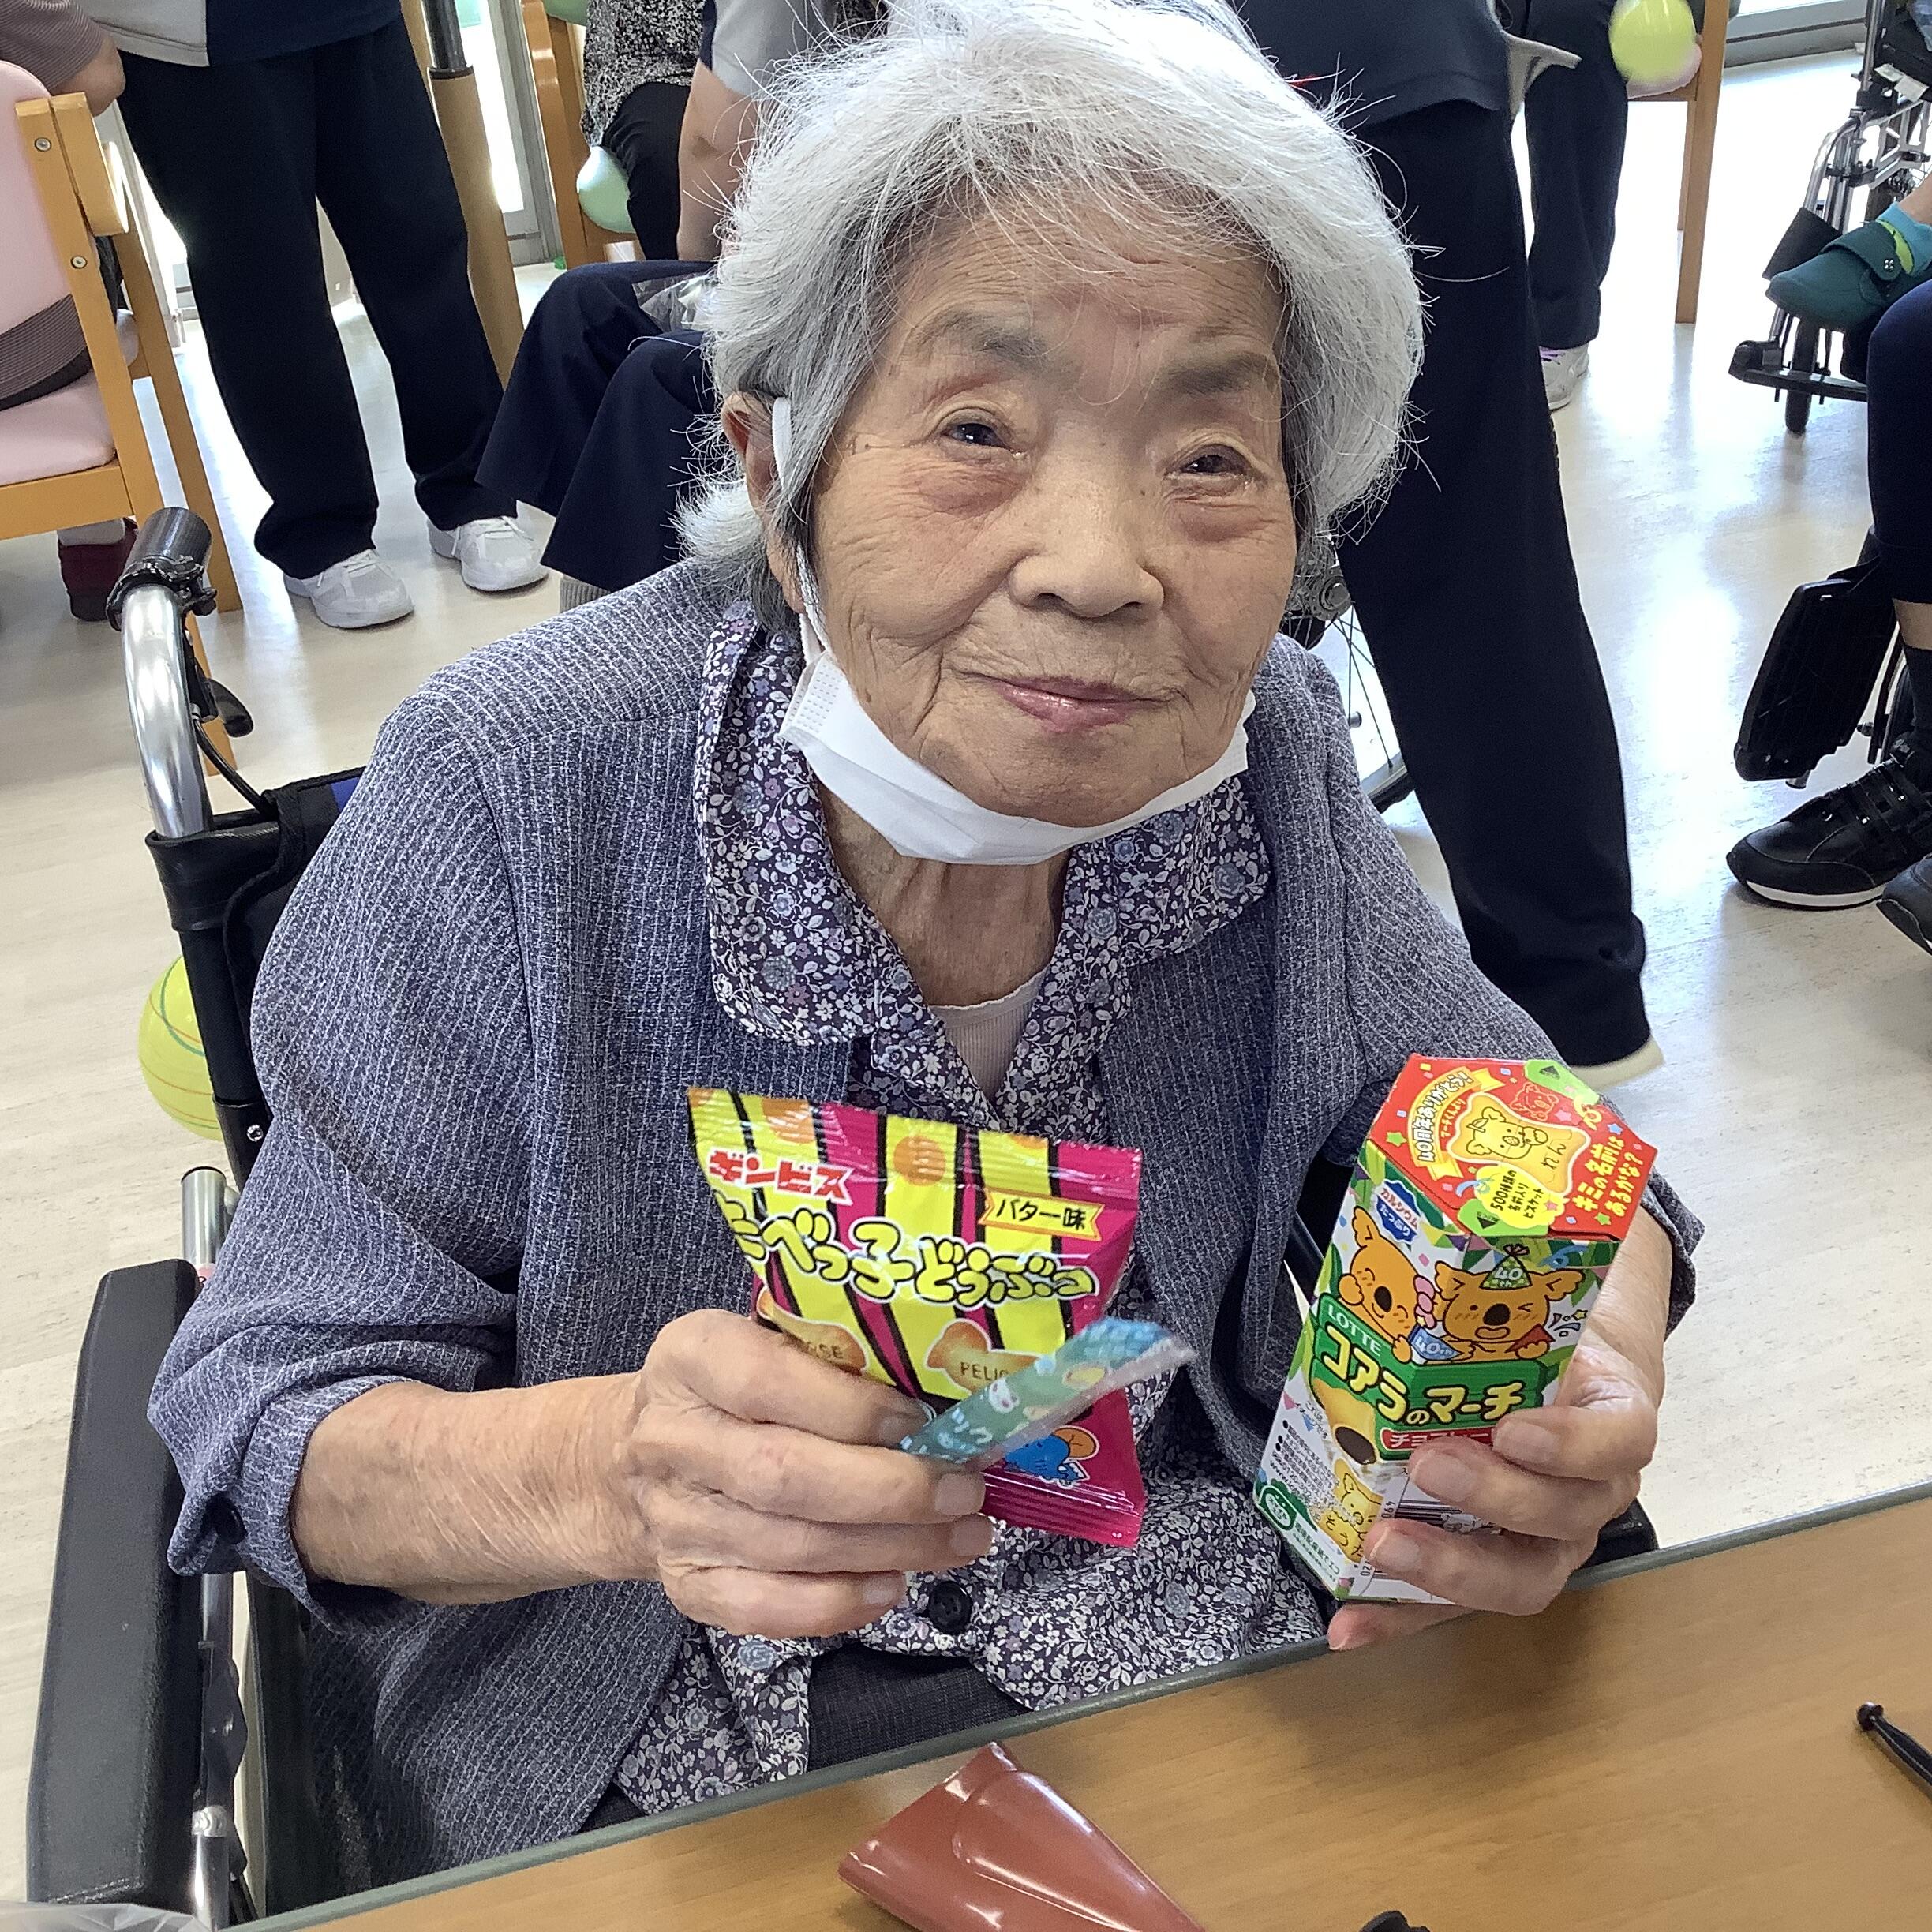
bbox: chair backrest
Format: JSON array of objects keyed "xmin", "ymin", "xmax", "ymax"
[{"xmin": 0, "ymin": 62, "xmax": 68, "ymax": 336}]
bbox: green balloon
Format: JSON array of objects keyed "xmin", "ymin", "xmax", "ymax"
[
  {"xmin": 576, "ymin": 146, "xmax": 635, "ymax": 238},
  {"xmin": 1608, "ymin": 0, "xmax": 1696, "ymax": 88}
]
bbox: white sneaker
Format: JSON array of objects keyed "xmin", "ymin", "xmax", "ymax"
[
  {"xmin": 283, "ymin": 549, "xmax": 414, "ymax": 629},
  {"xmin": 1541, "ymin": 344, "xmax": 1589, "ymax": 412},
  {"xmin": 429, "ymin": 516, "xmax": 546, "ymax": 593},
  {"xmin": 1571, "ymin": 1035, "xmax": 1664, "ymax": 1091}
]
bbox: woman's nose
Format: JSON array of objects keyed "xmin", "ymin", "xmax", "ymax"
[{"xmin": 1006, "ymin": 462, "xmax": 1162, "ymax": 621}]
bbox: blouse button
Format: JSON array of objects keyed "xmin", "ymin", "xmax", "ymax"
[{"xmin": 924, "ymin": 1579, "xmax": 973, "ymax": 1635}]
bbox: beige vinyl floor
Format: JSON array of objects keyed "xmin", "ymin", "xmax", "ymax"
[{"xmin": 4, "ymin": 52, "xmax": 1929, "ymax": 1899}]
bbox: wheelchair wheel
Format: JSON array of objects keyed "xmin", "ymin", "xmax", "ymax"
[
  {"xmin": 1310, "ymin": 608, "xmax": 1413, "ymax": 814},
  {"xmin": 1286, "ymin": 533, "xmax": 1412, "ymax": 814},
  {"xmin": 1785, "ymin": 321, "xmax": 1819, "ymax": 436}
]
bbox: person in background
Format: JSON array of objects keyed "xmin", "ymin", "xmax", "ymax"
[
  {"xmin": 477, "ymin": 260, "xmax": 710, "ymax": 605},
  {"xmin": 1768, "ymin": 170, "xmax": 1932, "ymax": 335},
  {"xmin": 1, "ymin": 0, "xmax": 137, "ymax": 619},
  {"xmin": 1729, "ymin": 279, "xmax": 1932, "ymax": 953},
  {"xmin": 2, "ymin": 0, "xmax": 122, "ymax": 105},
  {"xmin": 584, "ymin": 0, "xmax": 703, "ymax": 258},
  {"xmin": 74, "ymin": 0, "xmax": 545, "ymax": 628},
  {"xmin": 1499, "ymin": 0, "xmax": 1627, "ymax": 413}
]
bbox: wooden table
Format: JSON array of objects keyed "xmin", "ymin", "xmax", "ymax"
[{"xmin": 272, "ymin": 1485, "xmax": 1932, "ymax": 1932}]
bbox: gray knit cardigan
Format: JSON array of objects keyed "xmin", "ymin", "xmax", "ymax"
[{"xmin": 150, "ymin": 561, "xmax": 1699, "ymax": 1886}]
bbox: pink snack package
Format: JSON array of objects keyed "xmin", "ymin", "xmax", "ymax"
[{"xmin": 688, "ymin": 1088, "xmax": 1153, "ymax": 1546}]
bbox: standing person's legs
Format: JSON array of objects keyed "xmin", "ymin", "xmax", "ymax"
[
  {"xmin": 1339, "ymin": 100, "xmax": 1651, "ymax": 1069},
  {"xmin": 116, "ymin": 51, "xmax": 382, "ymax": 578},
  {"xmin": 1517, "ymin": 0, "xmax": 1627, "ymax": 353},
  {"xmin": 602, "ymin": 80, "xmax": 692, "ymax": 260},
  {"xmin": 309, "ymin": 21, "xmax": 516, "ymax": 539}
]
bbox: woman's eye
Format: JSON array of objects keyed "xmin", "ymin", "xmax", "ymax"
[
  {"xmin": 1182, "ymin": 448, "xmax": 1248, "ymax": 477},
  {"xmin": 943, "ymin": 418, "xmax": 1003, "ymax": 447}
]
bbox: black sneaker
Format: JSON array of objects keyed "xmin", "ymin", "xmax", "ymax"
[
  {"xmin": 1728, "ymin": 745, "xmax": 1932, "ymax": 907},
  {"xmin": 1879, "ymin": 852, "xmax": 1932, "ymax": 955}
]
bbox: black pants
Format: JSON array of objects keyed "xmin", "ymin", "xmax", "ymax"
[
  {"xmin": 603, "ymin": 80, "xmax": 690, "ymax": 261},
  {"xmin": 1509, "ymin": 0, "xmax": 1627, "ymax": 350},
  {"xmin": 477, "ymin": 260, "xmax": 710, "ymax": 589},
  {"xmin": 1342, "ymin": 101, "xmax": 1649, "ymax": 1064},
  {"xmin": 1867, "ymin": 283, "xmax": 1932, "ymax": 605},
  {"xmin": 118, "ymin": 24, "xmax": 513, "ymax": 578}
]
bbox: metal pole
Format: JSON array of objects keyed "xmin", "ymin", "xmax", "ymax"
[
  {"xmin": 420, "ymin": 0, "xmax": 465, "ymax": 71},
  {"xmin": 184, "ymin": 1164, "xmax": 241, "ymax": 1930},
  {"xmin": 419, "ymin": 0, "xmax": 525, "ymax": 382},
  {"xmin": 182, "ymin": 1166, "xmax": 230, "ymax": 1278},
  {"xmin": 122, "ymin": 582, "xmax": 212, "ymax": 841}
]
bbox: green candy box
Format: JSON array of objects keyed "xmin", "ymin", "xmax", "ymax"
[{"xmin": 1255, "ymin": 1056, "xmax": 1659, "ymax": 1603}]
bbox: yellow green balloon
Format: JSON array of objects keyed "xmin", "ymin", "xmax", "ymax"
[
  {"xmin": 1609, "ymin": 0, "xmax": 1697, "ymax": 88},
  {"xmin": 138, "ymin": 956, "xmax": 221, "ymax": 1140}
]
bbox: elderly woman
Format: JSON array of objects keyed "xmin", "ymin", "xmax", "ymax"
[{"xmin": 152, "ymin": 0, "xmax": 1698, "ymax": 1887}]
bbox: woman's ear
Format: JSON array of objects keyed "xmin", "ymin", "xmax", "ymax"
[{"xmin": 721, "ymin": 393, "xmax": 803, "ymax": 613}]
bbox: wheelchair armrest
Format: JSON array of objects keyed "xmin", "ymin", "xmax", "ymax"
[
  {"xmin": 28, "ymin": 1261, "xmax": 200, "ymax": 1911},
  {"xmin": 1586, "ymin": 1500, "xmax": 1660, "ymax": 1571}
]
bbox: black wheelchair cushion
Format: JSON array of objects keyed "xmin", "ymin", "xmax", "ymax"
[{"xmin": 28, "ymin": 1261, "xmax": 200, "ymax": 1911}]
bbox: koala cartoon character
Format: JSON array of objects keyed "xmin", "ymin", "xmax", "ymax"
[
  {"xmin": 1316, "ymin": 1460, "xmax": 1383, "ymax": 1560},
  {"xmin": 1447, "ymin": 1095, "xmax": 1589, "ymax": 1196},
  {"xmin": 1335, "ymin": 1207, "xmax": 1423, "ymax": 1361},
  {"xmin": 1432, "ymin": 1247, "xmax": 1582, "ymax": 1361},
  {"xmin": 1314, "ymin": 1375, "xmax": 1383, "ymax": 1467}
]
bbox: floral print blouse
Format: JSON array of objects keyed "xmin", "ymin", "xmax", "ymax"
[{"xmin": 614, "ymin": 613, "xmax": 1325, "ymax": 1812}]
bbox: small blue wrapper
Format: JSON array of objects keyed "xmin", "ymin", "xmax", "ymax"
[{"xmin": 898, "ymin": 1316, "xmax": 1195, "ymax": 1471}]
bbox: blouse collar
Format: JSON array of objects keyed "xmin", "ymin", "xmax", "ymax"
[{"xmin": 691, "ymin": 607, "xmax": 1271, "ymax": 1103}]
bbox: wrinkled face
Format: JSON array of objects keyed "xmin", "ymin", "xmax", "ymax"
[{"xmin": 791, "ymin": 207, "xmax": 1297, "ymax": 826}]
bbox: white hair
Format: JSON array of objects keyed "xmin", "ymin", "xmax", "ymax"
[{"xmin": 679, "ymin": 0, "xmax": 1422, "ymax": 628}]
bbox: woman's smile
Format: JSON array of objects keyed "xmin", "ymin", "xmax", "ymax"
[{"xmin": 979, "ymin": 672, "xmax": 1153, "ymax": 734}]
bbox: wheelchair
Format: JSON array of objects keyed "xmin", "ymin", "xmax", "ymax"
[
  {"xmin": 28, "ymin": 511, "xmax": 353, "ymax": 1925},
  {"xmin": 24, "ymin": 508, "xmax": 1653, "ymax": 1921},
  {"xmin": 1731, "ymin": 0, "xmax": 1932, "ymax": 435}
]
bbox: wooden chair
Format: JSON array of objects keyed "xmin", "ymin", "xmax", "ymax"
[
  {"xmin": 522, "ymin": 0, "xmax": 636, "ymax": 268},
  {"xmin": 4, "ymin": 77, "xmax": 242, "ymax": 658},
  {"xmin": 1653, "ymin": 0, "xmax": 1733, "ymax": 324}
]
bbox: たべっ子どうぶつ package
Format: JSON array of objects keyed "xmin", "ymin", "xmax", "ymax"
[
  {"xmin": 1254, "ymin": 1056, "xmax": 1659, "ymax": 1603},
  {"xmin": 688, "ymin": 1089, "xmax": 1154, "ymax": 1544}
]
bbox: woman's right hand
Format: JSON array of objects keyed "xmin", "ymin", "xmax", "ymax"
[{"xmin": 606, "ymin": 1309, "xmax": 993, "ymax": 1638}]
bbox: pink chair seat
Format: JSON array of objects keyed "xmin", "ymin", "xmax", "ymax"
[{"xmin": 0, "ymin": 373, "xmax": 114, "ymax": 487}]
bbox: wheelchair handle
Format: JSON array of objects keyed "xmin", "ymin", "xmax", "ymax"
[
  {"xmin": 119, "ymin": 510, "xmax": 215, "ymax": 841},
  {"xmin": 107, "ymin": 506, "xmax": 219, "ymax": 628}
]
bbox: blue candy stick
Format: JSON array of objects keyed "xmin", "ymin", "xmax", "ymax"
[{"xmin": 898, "ymin": 1316, "xmax": 1196, "ymax": 1471}]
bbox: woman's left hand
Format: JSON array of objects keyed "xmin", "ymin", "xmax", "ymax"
[{"xmin": 1325, "ymin": 1208, "xmax": 1674, "ymax": 1652}]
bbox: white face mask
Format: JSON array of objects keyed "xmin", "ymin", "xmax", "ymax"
[{"xmin": 765, "ymin": 396, "xmax": 1254, "ymax": 867}]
